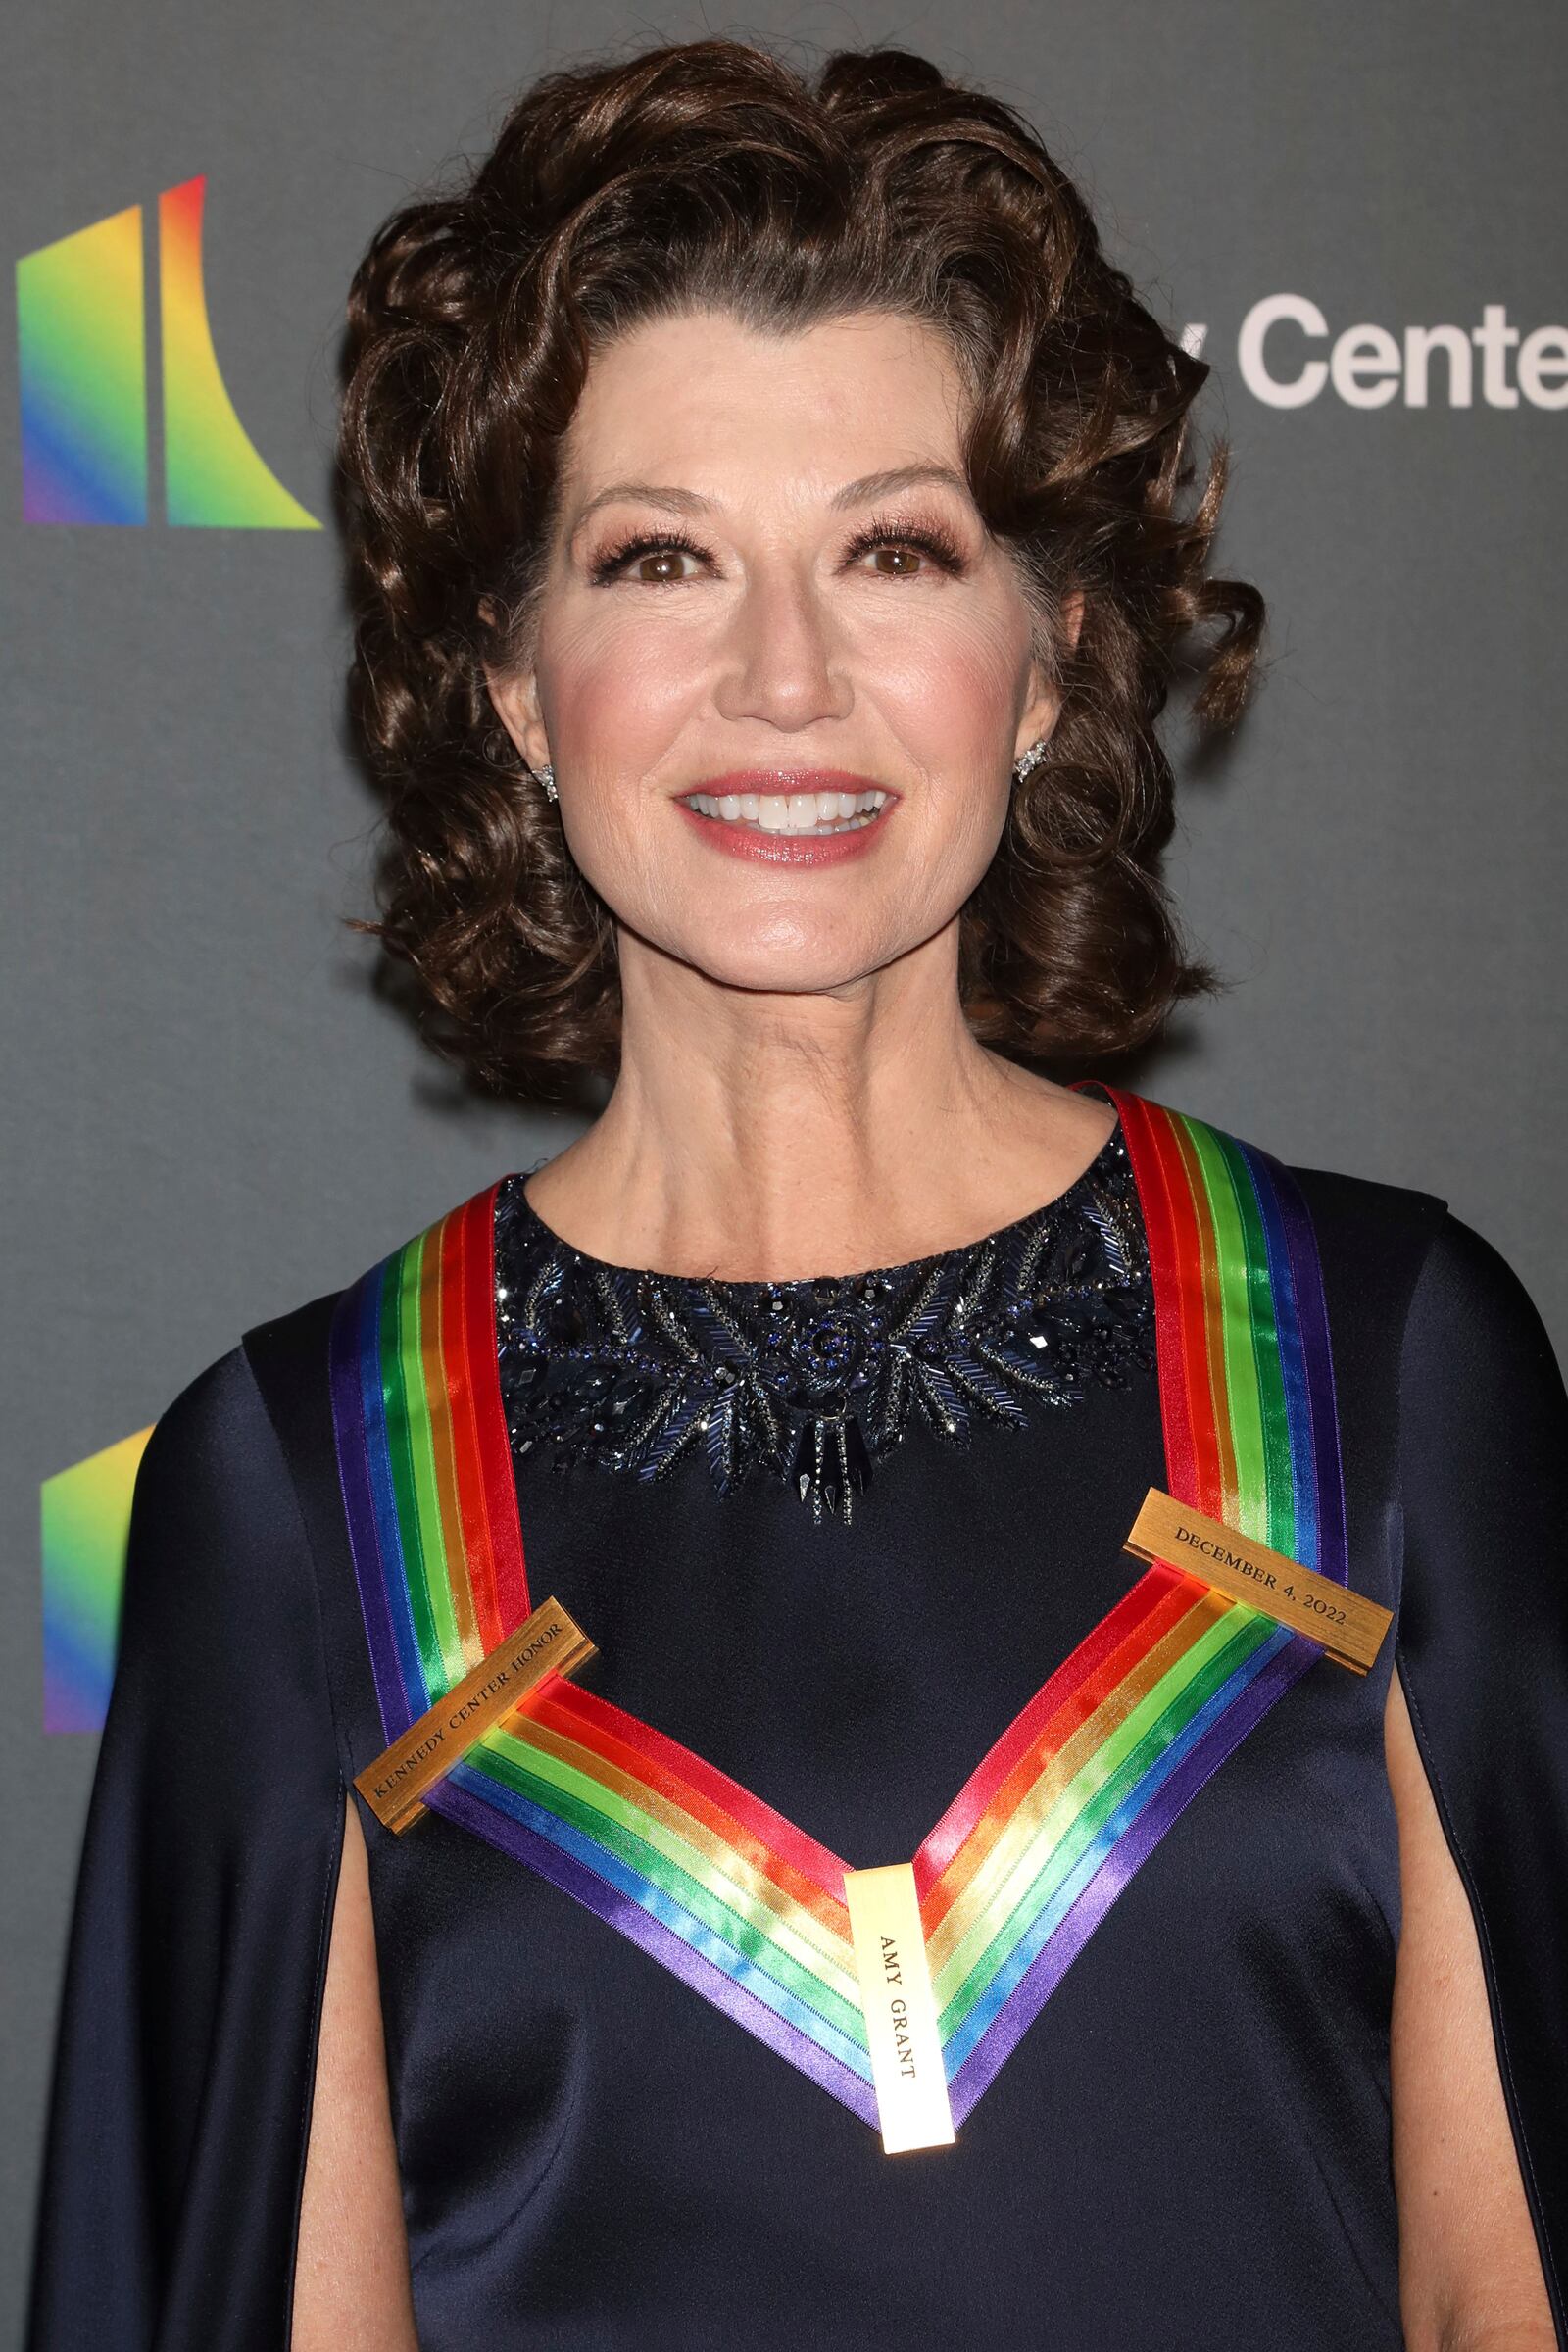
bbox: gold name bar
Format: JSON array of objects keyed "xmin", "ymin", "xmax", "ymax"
[
  {"xmin": 355, "ymin": 1596, "xmax": 596, "ymax": 1835},
  {"xmin": 1124, "ymin": 1488, "xmax": 1391, "ymax": 1675}
]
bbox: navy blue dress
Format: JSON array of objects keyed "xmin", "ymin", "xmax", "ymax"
[{"xmin": 25, "ymin": 1117, "xmax": 1568, "ymax": 2348}]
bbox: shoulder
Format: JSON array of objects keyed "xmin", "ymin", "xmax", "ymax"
[
  {"xmin": 1400, "ymin": 1204, "xmax": 1560, "ymax": 1384},
  {"xmin": 140, "ymin": 1286, "xmax": 346, "ymax": 1494},
  {"xmin": 1392, "ymin": 1202, "xmax": 1568, "ymax": 1851},
  {"xmin": 135, "ymin": 1338, "xmax": 279, "ymax": 1516},
  {"xmin": 1207, "ymin": 1119, "xmax": 1451, "ymax": 1345},
  {"xmin": 140, "ymin": 1176, "xmax": 499, "ymax": 1506},
  {"xmin": 1274, "ymin": 1147, "xmax": 1448, "ymax": 1271},
  {"xmin": 105, "ymin": 1316, "xmax": 352, "ymax": 1816},
  {"xmin": 112, "ymin": 1319, "xmax": 345, "ymax": 1755},
  {"xmin": 128, "ymin": 1278, "xmax": 351, "ymax": 1627},
  {"xmin": 1248, "ymin": 1140, "xmax": 1566, "ymax": 1643},
  {"xmin": 129, "ymin": 1327, "xmax": 321, "ymax": 1575},
  {"xmin": 1396, "ymin": 1204, "xmax": 1565, "ymax": 1487},
  {"xmin": 146, "ymin": 1178, "xmax": 479, "ymax": 1478},
  {"xmin": 1113, "ymin": 1087, "xmax": 1455, "ymax": 1296},
  {"xmin": 1274, "ymin": 1144, "xmax": 1556, "ymax": 1386},
  {"xmin": 1178, "ymin": 1103, "xmax": 1557, "ymax": 1400}
]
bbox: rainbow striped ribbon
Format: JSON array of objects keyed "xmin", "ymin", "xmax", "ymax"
[{"xmin": 327, "ymin": 1087, "xmax": 1348, "ymax": 2132}]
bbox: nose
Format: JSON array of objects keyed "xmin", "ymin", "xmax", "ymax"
[{"xmin": 710, "ymin": 555, "xmax": 854, "ymax": 731}]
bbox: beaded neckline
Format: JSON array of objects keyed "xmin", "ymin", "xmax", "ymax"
[{"xmin": 494, "ymin": 1121, "xmax": 1153, "ymax": 1525}]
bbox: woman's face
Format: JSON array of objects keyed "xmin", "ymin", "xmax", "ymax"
[{"xmin": 487, "ymin": 307, "xmax": 1069, "ymax": 999}]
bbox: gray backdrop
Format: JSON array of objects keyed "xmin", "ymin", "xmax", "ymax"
[{"xmin": 7, "ymin": 0, "xmax": 1565, "ymax": 2334}]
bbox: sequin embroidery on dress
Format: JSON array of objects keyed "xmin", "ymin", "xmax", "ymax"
[{"xmin": 494, "ymin": 1122, "xmax": 1153, "ymax": 1525}]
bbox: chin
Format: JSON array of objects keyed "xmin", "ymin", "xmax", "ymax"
[{"xmin": 674, "ymin": 932, "xmax": 893, "ymax": 996}]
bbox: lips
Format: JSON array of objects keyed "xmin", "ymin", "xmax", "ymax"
[
  {"xmin": 672, "ymin": 773, "xmax": 896, "ymax": 867},
  {"xmin": 680, "ymin": 770, "xmax": 893, "ymax": 835},
  {"xmin": 691, "ymin": 780, "xmax": 888, "ymax": 808}
]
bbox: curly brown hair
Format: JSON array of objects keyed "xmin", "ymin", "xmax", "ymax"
[{"xmin": 337, "ymin": 37, "xmax": 1262, "ymax": 1105}]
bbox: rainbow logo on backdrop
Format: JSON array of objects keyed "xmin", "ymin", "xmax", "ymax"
[
  {"xmin": 15, "ymin": 175, "xmax": 318, "ymax": 528},
  {"xmin": 40, "ymin": 1427, "xmax": 152, "ymax": 1732}
]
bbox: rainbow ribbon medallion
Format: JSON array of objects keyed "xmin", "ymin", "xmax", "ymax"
[{"xmin": 327, "ymin": 1087, "xmax": 1348, "ymax": 2133}]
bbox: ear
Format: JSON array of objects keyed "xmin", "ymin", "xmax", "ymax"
[
  {"xmin": 1012, "ymin": 590, "xmax": 1085, "ymax": 764},
  {"xmin": 479, "ymin": 608, "xmax": 552, "ymax": 776}
]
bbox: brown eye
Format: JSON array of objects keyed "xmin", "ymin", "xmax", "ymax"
[
  {"xmin": 865, "ymin": 544, "xmax": 925, "ymax": 576},
  {"xmin": 844, "ymin": 515, "xmax": 968, "ymax": 578},
  {"xmin": 588, "ymin": 534, "xmax": 710, "ymax": 588},
  {"xmin": 631, "ymin": 547, "xmax": 698, "ymax": 583}
]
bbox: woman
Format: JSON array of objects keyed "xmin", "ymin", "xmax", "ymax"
[{"xmin": 26, "ymin": 37, "xmax": 1567, "ymax": 2352}]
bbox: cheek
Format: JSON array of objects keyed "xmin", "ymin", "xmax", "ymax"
[
  {"xmin": 883, "ymin": 622, "xmax": 1040, "ymax": 933},
  {"xmin": 865, "ymin": 606, "xmax": 1035, "ymax": 881},
  {"xmin": 884, "ymin": 609, "xmax": 1033, "ymax": 756},
  {"xmin": 526, "ymin": 607, "xmax": 710, "ymax": 906},
  {"xmin": 532, "ymin": 603, "xmax": 709, "ymax": 771}
]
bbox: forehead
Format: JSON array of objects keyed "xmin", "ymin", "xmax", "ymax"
[{"xmin": 558, "ymin": 308, "xmax": 973, "ymax": 514}]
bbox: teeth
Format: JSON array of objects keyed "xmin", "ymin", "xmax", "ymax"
[{"xmin": 684, "ymin": 788, "xmax": 889, "ymax": 836}]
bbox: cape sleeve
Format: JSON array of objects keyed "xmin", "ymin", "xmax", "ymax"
[
  {"xmin": 26, "ymin": 1340, "xmax": 349, "ymax": 2352},
  {"xmin": 1395, "ymin": 1207, "xmax": 1568, "ymax": 2340}
]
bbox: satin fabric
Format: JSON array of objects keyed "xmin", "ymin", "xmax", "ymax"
[
  {"xmin": 323, "ymin": 1095, "xmax": 1346, "ymax": 2136},
  {"xmin": 26, "ymin": 1146, "xmax": 1568, "ymax": 2350}
]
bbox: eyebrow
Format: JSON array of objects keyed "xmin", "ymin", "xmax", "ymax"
[{"xmin": 569, "ymin": 464, "xmax": 972, "ymax": 530}]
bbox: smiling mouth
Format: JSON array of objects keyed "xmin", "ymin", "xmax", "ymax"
[{"xmin": 680, "ymin": 787, "xmax": 889, "ymax": 838}]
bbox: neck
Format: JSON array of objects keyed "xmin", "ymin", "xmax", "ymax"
[{"xmin": 521, "ymin": 925, "xmax": 1117, "ymax": 1283}]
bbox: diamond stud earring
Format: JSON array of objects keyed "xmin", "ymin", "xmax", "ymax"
[
  {"xmin": 534, "ymin": 762, "xmax": 558, "ymax": 804},
  {"xmin": 1011, "ymin": 738, "xmax": 1049, "ymax": 787}
]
